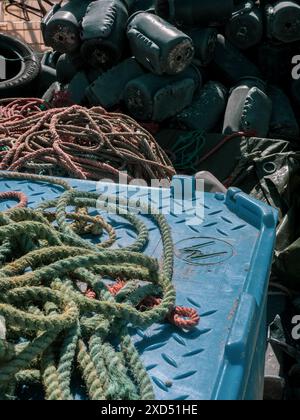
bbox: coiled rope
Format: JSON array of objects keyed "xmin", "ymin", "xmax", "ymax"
[
  {"xmin": 0, "ymin": 191, "xmax": 28, "ymax": 209},
  {"xmin": 0, "ymin": 98, "xmax": 49, "ymax": 123},
  {"xmin": 0, "ymin": 171, "xmax": 199, "ymax": 400},
  {"xmin": 0, "ymin": 101, "xmax": 175, "ymax": 183}
]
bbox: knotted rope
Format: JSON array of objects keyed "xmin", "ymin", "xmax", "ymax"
[
  {"xmin": 0, "ymin": 98, "xmax": 49, "ymax": 124},
  {"xmin": 0, "ymin": 171, "xmax": 199, "ymax": 400},
  {"xmin": 0, "ymin": 101, "xmax": 175, "ymax": 183}
]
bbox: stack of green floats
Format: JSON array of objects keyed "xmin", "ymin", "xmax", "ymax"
[{"xmin": 41, "ymin": 0, "xmax": 300, "ymax": 141}]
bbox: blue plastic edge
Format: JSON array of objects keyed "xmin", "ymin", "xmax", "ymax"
[{"xmin": 212, "ymin": 188, "xmax": 278, "ymax": 400}]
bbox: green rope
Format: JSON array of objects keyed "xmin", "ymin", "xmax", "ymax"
[
  {"xmin": 0, "ymin": 171, "xmax": 177, "ymax": 400},
  {"xmin": 77, "ymin": 339, "xmax": 106, "ymax": 401},
  {"xmin": 41, "ymin": 345, "xmax": 65, "ymax": 401},
  {"xmin": 15, "ymin": 369, "xmax": 41, "ymax": 384},
  {"xmin": 0, "ymin": 338, "xmax": 16, "ymax": 363},
  {"xmin": 57, "ymin": 323, "xmax": 80, "ymax": 400}
]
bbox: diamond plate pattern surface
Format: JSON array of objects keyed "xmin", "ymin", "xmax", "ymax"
[{"xmin": 0, "ymin": 177, "xmax": 271, "ymax": 400}]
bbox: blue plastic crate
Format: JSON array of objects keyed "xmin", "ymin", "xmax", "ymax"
[{"xmin": 0, "ymin": 175, "xmax": 277, "ymax": 400}]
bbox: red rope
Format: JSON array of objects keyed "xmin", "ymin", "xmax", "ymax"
[
  {"xmin": 0, "ymin": 98, "xmax": 49, "ymax": 124},
  {"xmin": 139, "ymin": 296, "xmax": 200, "ymax": 329},
  {"xmin": 85, "ymin": 281, "xmax": 200, "ymax": 329},
  {"xmin": 169, "ymin": 306, "xmax": 200, "ymax": 329},
  {"xmin": 197, "ymin": 131, "xmax": 256, "ymax": 165},
  {"xmin": 85, "ymin": 290, "xmax": 96, "ymax": 299},
  {"xmin": 0, "ymin": 191, "xmax": 28, "ymax": 209},
  {"xmin": 107, "ymin": 280, "xmax": 127, "ymax": 296},
  {"xmin": 85, "ymin": 279, "xmax": 126, "ymax": 300},
  {"xmin": 51, "ymin": 91, "xmax": 75, "ymax": 109},
  {"xmin": 0, "ymin": 102, "xmax": 175, "ymax": 183},
  {"xmin": 106, "ymin": 283, "xmax": 200, "ymax": 329}
]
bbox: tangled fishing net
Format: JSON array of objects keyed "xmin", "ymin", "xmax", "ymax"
[
  {"xmin": 0, "ymin": 172, "xmax": 199, "ymax": 400},
  {"xmin": 0, "ymin": 99, "xmax": 175, "ymax": 183}
]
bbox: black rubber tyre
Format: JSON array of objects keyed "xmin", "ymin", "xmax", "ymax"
[{"xmin": 0, "ymin": 33, "xmax": 41, "ymax": 98}]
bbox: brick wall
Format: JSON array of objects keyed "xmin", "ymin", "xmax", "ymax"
[{"xmin": 0, "ymin": 1, "xmax": 60, "ymax": 51}]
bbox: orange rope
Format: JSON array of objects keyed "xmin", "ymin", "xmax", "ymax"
[
  {"xmin": 0, "ymin": 191, "xmax": 28, "ymax": 209},
  {"xmin": 85, "ymin": 281, "xmax": 201, "ymax": 330}
]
